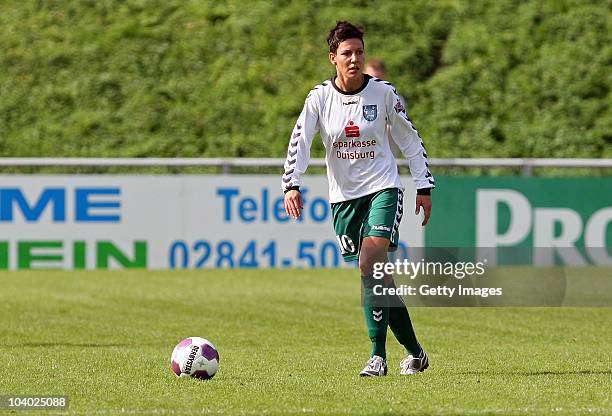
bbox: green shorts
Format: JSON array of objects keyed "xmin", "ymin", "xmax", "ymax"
[{"xmin": 331, "ymin": 188, "xmax": 404, "ymax": 262}]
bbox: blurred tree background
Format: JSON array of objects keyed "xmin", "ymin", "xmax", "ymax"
[{"xmin": 0, "ymin": 0, "xmax": 610, "ymax": 160}]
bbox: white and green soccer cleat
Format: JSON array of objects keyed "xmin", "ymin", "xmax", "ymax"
[
  {"xmin": 400, "ymin": 350, "xmax": 429, "ymax": 375},
  {"xmin": 359, "ymin": 355, "xmax": 388, "ymax": 377}
]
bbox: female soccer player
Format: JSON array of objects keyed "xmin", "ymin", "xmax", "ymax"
[{"xmin": 282, "ymin": 21, "xmax": 434, "ymax": 377}]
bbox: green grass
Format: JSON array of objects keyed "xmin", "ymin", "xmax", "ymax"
[{"xmin": 0, "ymin": 270, "xmax": 610, "ymax": 415}]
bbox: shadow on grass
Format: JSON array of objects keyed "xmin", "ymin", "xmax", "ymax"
[
  {"xmin": 459, "ymin": 370, "xmax": 612, "ymax": 376},
  {"xmin": 1, "ymin": 342, "xmax": 129, "ymax": 348}
]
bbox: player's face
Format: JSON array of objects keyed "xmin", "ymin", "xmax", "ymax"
[{"xmin": 330, "ymin": 38, "xmax": 365, "ymax": 80}]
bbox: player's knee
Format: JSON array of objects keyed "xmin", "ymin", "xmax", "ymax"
[
  {"xmin": 359, "ymin": 259, "xmax": 374, "ymax": 277},
  {"xmin": 359, "ymin": 240, "xmax": 388, "ymax": 276},
  {"xmin": 359, "ymin": 253, "xmax": 379, "ymax": 277}
]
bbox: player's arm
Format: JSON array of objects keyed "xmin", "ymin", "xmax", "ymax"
[
  {"xmin": 282, "ymin": 92, "xmax": 319, "ymax": 219},
  {"xmin": 386, "ymin": 89, "xmax": 435, "ymax": 226}
]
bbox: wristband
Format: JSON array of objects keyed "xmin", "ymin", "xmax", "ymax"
[{"xmin": 284, "ymin": 186, "xmax": 300, "ymax": 194}]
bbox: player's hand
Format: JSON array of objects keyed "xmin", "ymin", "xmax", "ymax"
[
  {"xmin": 284, "ymin": 190, "xmax": 303, "ymax": 219},
  {"xmin": 415, "ymin": 195, "xmax": 432, "ymax": 226}
]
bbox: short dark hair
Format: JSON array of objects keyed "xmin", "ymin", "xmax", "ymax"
[{"xmin": 327, "ymin": 21, "xmax": 364, "ymax": 53}]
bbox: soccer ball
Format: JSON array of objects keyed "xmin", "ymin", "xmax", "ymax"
[{"xmin": 171, "ymin": 337, "xmax": 220, "ymax": 380}]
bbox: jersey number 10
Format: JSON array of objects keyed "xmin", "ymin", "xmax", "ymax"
[{"xmin": 335, "ymin": 235, "xmax": 356, "ymax": 255}]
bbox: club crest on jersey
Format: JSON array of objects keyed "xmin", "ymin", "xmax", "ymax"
[{"xmin": 363, "ymin": 105, "xmax": 377, "ymax": 121}]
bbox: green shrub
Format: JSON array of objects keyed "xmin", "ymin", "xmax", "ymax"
[{"xmin": 0, "ymin": 0, "xmax": 609, "ymax": 160}]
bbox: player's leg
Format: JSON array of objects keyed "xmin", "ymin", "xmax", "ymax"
[
  {"xmin": 357, "ymin": 188, "xmax": 403, "ymax": 376},
  {"xmin": 359, "ymin": 189, "xmax": 401, "ymax": 364},
  {"xmin": 388, "ymin": 282, "xmax": 428, "ymax": 374},
  {"xmin": 332, "ymin": 196, "xmax": 388, "ymax": 376},
  {"xmin": 358, "ymin": 236, "xmax": 391, "ymax": 376},
  {"xmin": 364, "ymin": 188, "xmax": 428, "ymax": 375},
  {"xmin": 387, "ymin": 283, "xmax": 423, "ymax": 355}
]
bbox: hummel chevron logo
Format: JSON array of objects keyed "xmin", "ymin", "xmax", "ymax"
[{"xmin": 373, "ymin": 310, "xmax": 383, "ymax": 322}]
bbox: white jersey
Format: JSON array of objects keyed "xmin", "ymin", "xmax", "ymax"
[{"xmin": 282, "ymin": 75, "xmax": 434, "ymax": 203}]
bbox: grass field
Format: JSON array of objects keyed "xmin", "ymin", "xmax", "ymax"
[{"xmin": 1, "ymin": 269, "xmax": 610, "ymax": 415}]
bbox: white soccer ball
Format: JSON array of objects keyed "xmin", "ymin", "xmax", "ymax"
[{"xmin": 171, "ymin": 337, "xmax": 219, "ymax": 380}]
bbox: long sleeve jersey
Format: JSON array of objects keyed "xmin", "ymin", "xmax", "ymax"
[{"xmin": 282, "ymin": 75, "xmax": 434, "ymax": 203}]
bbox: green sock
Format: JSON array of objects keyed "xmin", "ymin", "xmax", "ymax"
[
  {"xmin": 387, "ymin": 281, "xmax": 422, "ymax": 356},
  {"xmin": 361, "ymin": 276, "xmax": 389, "ymax": 359}
]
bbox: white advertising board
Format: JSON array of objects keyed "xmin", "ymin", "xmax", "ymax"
[{"xmin": 0, "ymin": 175, "xmax": 422, "ymax": 270}]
